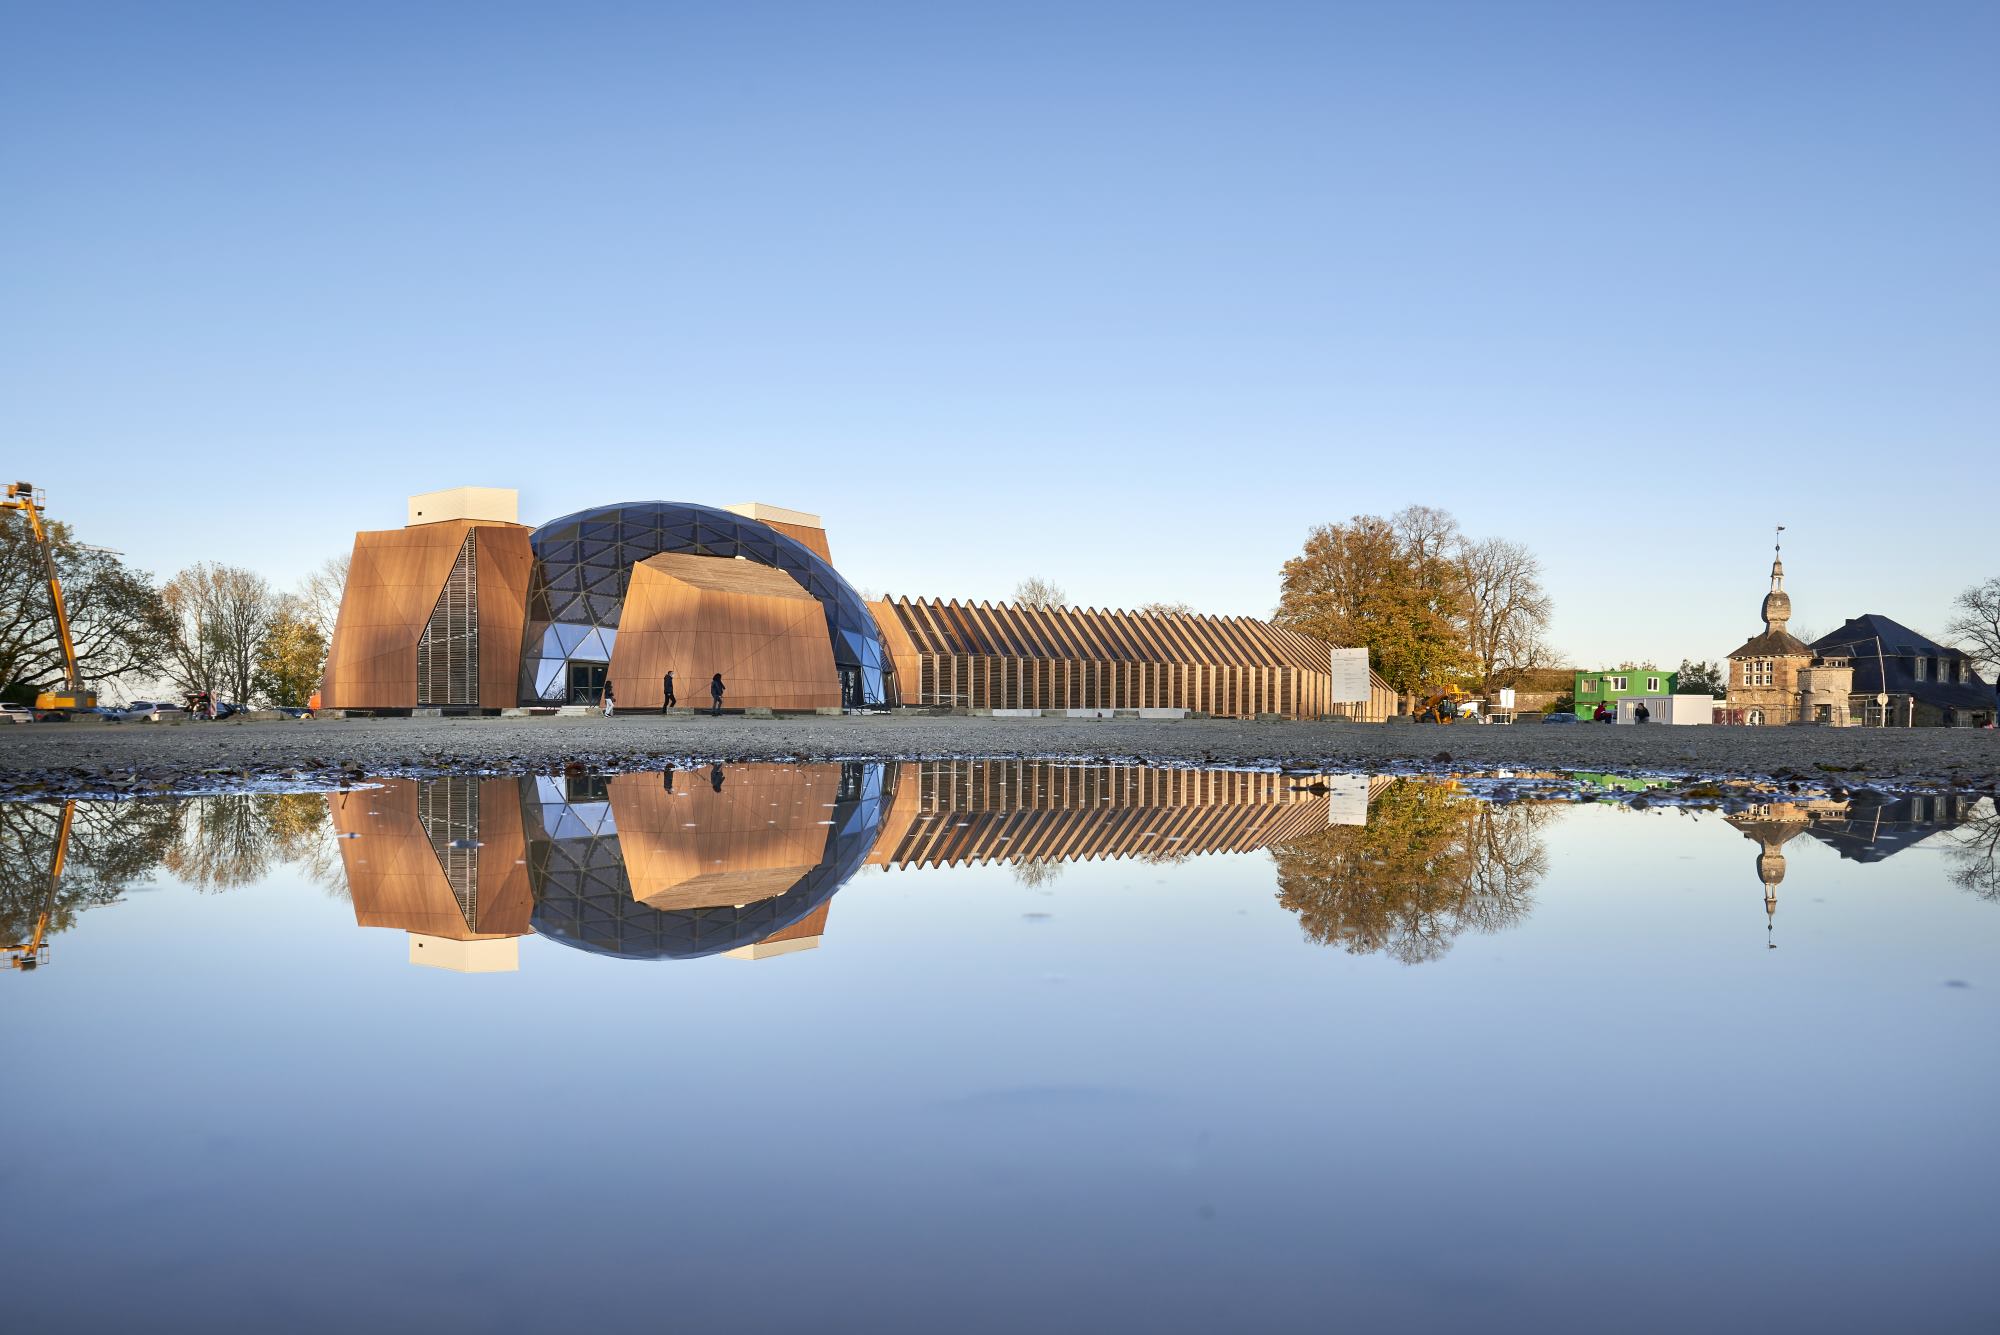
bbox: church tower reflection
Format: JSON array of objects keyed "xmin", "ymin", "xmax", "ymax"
[{"xmin": 1726, "ymin": 791, "xmax": 1977, "ymax": 947}]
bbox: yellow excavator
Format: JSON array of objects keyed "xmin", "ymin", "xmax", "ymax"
[
  {"xmin": 2, "ymin": 482, "xmax": 97, "ymax": 714},
  {"xmin": 5, "ymin": 799, "xmax": 74, "ymax": 972},
  {"xmin": 1414, "ymin": 686, "xmax": 1481, "ymax": 724}
]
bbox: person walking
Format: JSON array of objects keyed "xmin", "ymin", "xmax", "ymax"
[
  {"xmin": 710, "ymin": 762, "xmax": 725, "ymax": 793},
  {"xmin": 602, "ymin": 683, "xmax": 616, "ymax": 717},
  {"xmin": 661, "ymin": 670, "xmax": 676, "ymax": 713},
  {"xmin": 710, "ymin": 672, "xmax": 725, "ymax": 716}
]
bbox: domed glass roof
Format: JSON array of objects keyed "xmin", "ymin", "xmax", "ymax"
[
  {"xmin": 520, "ymin": 500, "xmax": 894, "ymax": 706},
  {"xmin": 524, "ymin": 762, "xmax": 892, "ymax": 960}
]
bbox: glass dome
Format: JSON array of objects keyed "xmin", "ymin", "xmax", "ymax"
[
  {"xmin": 521, "ymin": 500, "xmax": 894, "ymax": 706},
  {"xmin": 524, "ymin": 762, "xmax": 892, "ymax": 959}
]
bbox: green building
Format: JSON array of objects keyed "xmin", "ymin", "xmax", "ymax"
[{"xmin": 1572, "ymin": 667, "xmax": 1677, "ymax": 718}]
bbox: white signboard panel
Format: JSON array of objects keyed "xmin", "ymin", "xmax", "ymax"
[
  {"xmin": 1329, "ymin": 647, "xmax": 1371, "ymax": 704},
  {"xmin": 1325, "ymin": 776, "xmax": 1370, "ymax": 826}
]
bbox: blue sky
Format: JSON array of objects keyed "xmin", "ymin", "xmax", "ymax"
[{"xmin": 4, "ymin": 1, "xmax": 1994, "ymax": 668}]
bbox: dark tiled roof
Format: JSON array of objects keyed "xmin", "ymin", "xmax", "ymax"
[
  {"xmin": 1727, "ymin": 628, "xmax": 1810, "ymax": 659},
  {"xmin": 1803, "ymin": 793, "xmax": 1980, "ymax": 863},
  {"xmin": 1810, "ymin": 615, "xmax": 1994, "ymax": 710}
]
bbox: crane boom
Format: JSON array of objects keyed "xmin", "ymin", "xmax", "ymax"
[
  {"xmin": 5, "ymin": 798, "xmax": 75, "ymax": 971},
  {"xmin": 3, "ymin": 482, "xmax": 95, "ymax": 712}
]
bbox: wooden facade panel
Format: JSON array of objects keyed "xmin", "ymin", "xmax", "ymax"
[
  {"xmin": 870, "ymin": 595, "xmax": 1390, "ymax": 719},
  {"xmin": 608, "ymin": 555, "xmax": 841, "ymax": 710},
  {"xmin": 865, "ymin": 761, "xmax": 1384, "ymax": 869},
  {"xmin": 761, "ymin": 518, "xmax": 832, "ymax": 563},
  {"xmin": 868, "ymin": 599, "xmax": 922, "ymax": 708},
  {"xmin": 324, "ymin": 520, "xmax": 533, "ymax": 710},
  {"xmin": 607, "ymin": 766, "xmax": 840, "ymax": 910},
  {"xmin": 474, "ymin": 526, "xmax": 535, "ymax": 708},
  {"xmin": 331, "ymin": 777, "xmax": 533, "ymax": 939}
]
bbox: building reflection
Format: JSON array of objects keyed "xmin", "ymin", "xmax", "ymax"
[
  {"xmin": 325, "ymin": 762, "xmax": 1509, "ymax": 970},
  {"xmin": 328, "ymin": 764, "xmax": 888, "ymax": 970},
  {"xmin": 1726, "ymin": 791, "xmax": 1980, "ymax": 946},
  {"xmin": 330, "ymin": 778, "xmax": 537, "ymax": 972},
  {"xmin": 56, "ymin": 768, "xmax": 1997, "ymax": 975}
]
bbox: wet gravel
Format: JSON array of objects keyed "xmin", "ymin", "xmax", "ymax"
[{"xmin": 0, "ymin": 712, "xmax": 1995, "ymax": 800}]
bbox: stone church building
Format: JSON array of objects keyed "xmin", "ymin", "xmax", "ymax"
[{"xmin": 1723, "ymin": 542, "xmax": 1824, "ymax": 725}]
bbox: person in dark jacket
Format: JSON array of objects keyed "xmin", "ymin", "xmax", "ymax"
[
  {"xmin": 710, "ymin": 673, "xmax": 725, "ymax": 716},
  {"xmin": 1634, "ymin": 701, "xmax": 1651, "ymax": 724},
  {"xmin": 661, "ymin": 670, "xmax": 676, "ymax": 713},
  {"xmin": 710, "ymin": 762, "xmax": 725, "ymax": 792}
]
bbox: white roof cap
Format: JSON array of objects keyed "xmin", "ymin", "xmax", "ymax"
[
  {"xmin": 724, "ymin": 501, "xmax": 822, "ymax": 530},
  {"xmin": 408, "ymin": 487, "xmax": 518, "ymax": 526}
]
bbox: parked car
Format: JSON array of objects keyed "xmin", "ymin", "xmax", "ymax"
[
  {"xmin": 214, "ymin": 701, "xmax": 251, "ymax": 719},
  {"xmin": 105, "ymin": 700, "xmax": 181, "ymax": 723},
  {"xmin": 0, "ymin": 703, "xmax": 35, "ymax": 724},
  {"xmin": 1541, "ymin": 711, "xmax": 1580, "ymax": 724}
]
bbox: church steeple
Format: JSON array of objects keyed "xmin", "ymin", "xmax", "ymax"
[
  {"xmin": 1761, "ymin": 524, "xmax": 1791, "ymax": 635},
  {"xmin": 1757, "ymin": 845, "xmax": 1784, "ymax": 950}
]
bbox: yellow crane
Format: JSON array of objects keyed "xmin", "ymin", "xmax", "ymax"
[
  {"xmin": 2, "ymin": 481, "xmax": 97, "ymax": 713},
  {"xmin": 5, "ymin": 799, "xmax": 74, "ymax": 972},
  {"xmin": 1414, "ymin": 686, "xmax": 1481, "ymax": 724}
]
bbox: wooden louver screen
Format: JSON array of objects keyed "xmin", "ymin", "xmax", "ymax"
[
  {"xmin": 417, "ymin": 532, "xmax": 480, "ymax": 706},
  {"xmin": 874, "ymin": 596, "xmax": 1382, "ymax": 719},
  {"xmin": 418, "ymin": 775, "xmax": 482, "ymax": 928}
]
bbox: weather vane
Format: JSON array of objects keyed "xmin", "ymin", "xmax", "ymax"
[{"xmin": 1775, "ymin": 523, "xmax": 1785, "ymax": 553}]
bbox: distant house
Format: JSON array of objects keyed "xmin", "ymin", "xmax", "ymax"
[
  {"xmin": 1572, "ymin": 667, "xmax": 1676, "ymax": 718},
  {"xmin": 1810, "ymin": 615, "xmax": 1996, "ymax": 728}
]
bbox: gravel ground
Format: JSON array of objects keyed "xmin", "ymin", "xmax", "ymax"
[{"xmin": 0, "ymin": 712, "xmax": 1996, "ymax": 797}]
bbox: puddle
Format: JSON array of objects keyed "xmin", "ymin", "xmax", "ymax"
[{"xmin": 3, "ymin": 760, "xmax": 1996, "ymax": 1331}]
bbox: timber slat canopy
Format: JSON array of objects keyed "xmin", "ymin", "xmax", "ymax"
[{"xmin": 870, "ymin": 597, "xmax": 1391, "ymax": 719}]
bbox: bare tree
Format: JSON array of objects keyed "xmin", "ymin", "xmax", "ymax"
[
  {"xmin": 161, "ymin": 563, "xmax": 276, "ymax": 703},
  {"xmin": 1460, "ymin": 536, "xmax": 1554, "ymax": 690},
  {"xmin": 1013, "ymin": 577, "xmax": 1067, "ymax": 610},
  {"xmin": 1946, "ymin": 577, "xmax": 2000, "ymax": 678},
  {"xmin": 1392, "ymin": 504, "xmax": 1463, "ymax": 572},
  {"xmin": 297, "ymin": 553, "xmax": 350, "ymax": 642},
  {"xmin": 1011, "ymin": 858, "xmax": 1065, "ymax": 888},
  {"xmin": 1138, "ymin": 600, "xmax": 1196, "ymax": 617}
]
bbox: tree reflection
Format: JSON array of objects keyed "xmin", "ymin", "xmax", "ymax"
[
  {"xmin": 1943, "ymin": 799, "xmax": 2000, "ymax": 903},
  {"xmin": 164, "ymin": 793, "xmax": 343, "ymax": 892},
  {"xmin": 1269, "ymin": 780, "xmax": 1549, "ymax": 964},
  {"xmin": 0, "ymin": 800, "xmax": 180, "ymax": 945}
]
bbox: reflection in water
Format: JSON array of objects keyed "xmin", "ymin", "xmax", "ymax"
[
  {"xmin": 9, "ymin": 767, "xmax": 1998, "ymax": 974},
  {"xmin": 326, "ymin": 765, "xmax": 887, "ymax": 969},
  {"xmin": 1269, "ymin": 778, "xmax": 1550, "ymax": 964},
  {"xmin": 1945, "ymin": 801, "xmax": 2000, "ymax": 901},
  {"xmin": 163, "ymin": 792, "xmax": 343, "ymax": 893},
  {"xmin": 1, "ymin": 800, "xmax": 179, "ymax": 967},
  {"xmin": 1727, "ymin": 791, "xmax": 1985, "ymax": 946}
]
